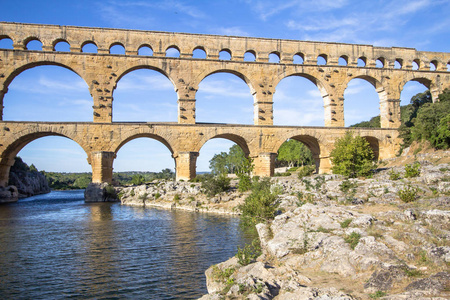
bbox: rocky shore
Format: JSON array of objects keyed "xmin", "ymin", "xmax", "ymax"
[{"xmin": 117, "ymin": 149, "xmax": 449, "ymax": 299}]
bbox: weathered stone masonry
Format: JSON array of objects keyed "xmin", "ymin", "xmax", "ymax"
[{"xmin": 0, "ymin": 22, "xmax": 448, "ymax": 187}]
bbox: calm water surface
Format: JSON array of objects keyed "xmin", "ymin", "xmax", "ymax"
[{"xmin": 0, "ymin": 190, "xmax": 254, "ymax": 299}]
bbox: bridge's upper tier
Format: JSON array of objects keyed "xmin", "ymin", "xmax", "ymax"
[{"xmin": 1, "ymin": 22, "xmax": 449, "ymax": 71}]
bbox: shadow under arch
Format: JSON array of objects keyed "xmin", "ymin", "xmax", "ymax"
[
  {"xmin": 0, "ymin": 132, "xmax": 90, "ymax": 187},
  {"xmin": 276, "ymin": 135, "xmax": 321, "ymax": 172},
  {"xmin": 362, "ymin": 136, "xmax": 380, "ymax": 161}
]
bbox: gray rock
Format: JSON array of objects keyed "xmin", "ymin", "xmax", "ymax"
[
  {"xmin": 406, "ymin": 272, "xmax": 450, "ymax": 293},
  {"xmin": 364, "ymin": 265, "xmax": 406, "ymax": 292}
]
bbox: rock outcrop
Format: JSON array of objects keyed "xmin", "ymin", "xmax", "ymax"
[
  {"xmin": 199, "ymin": 153, "xmax": 450, "ymax": 299},
  {"xmin": 2, "ymin": 157, "xmax": 50, "ymax": 202}
]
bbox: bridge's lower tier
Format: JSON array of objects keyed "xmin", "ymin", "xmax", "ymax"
[{"xmin": 0, "ymin": 121, "xmax": 400, "ymax": 186}]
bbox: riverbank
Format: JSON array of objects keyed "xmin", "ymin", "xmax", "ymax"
[{"xmin": 197, "ymin": 150, "xmax": 449, "ymax": 299}]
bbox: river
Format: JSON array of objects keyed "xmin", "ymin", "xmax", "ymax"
[{"xmin": 0, "ymin": 190, "xmax": 254, "ymax": 299}]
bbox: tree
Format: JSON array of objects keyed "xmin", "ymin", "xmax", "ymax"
[
  {"xmin": 131, "ymin": 174, "xmax": 145, "ymax": 185},
  {"xmin": 277, "ymin": 139, "xmax": 313, "ymax": 167},
  {"xmin": 209, "ymin": 152, "xmax": 230, "ymax": 175},
  {"xmin": 209, "ymin": 145, "xmax": 247, "ymax": 175},
  {"xmin": 330, "ymin": 132, "xmax": 376, "ymax": 178}
]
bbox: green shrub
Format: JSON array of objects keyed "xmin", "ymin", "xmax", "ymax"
[
  {"xmin": 138, "ymin": 192, "xmax": 148, "ymax": 200},
  {"xmin": 239, "ymin": 177, "xmax": 280, "ymax": 227},
  {"xmin": 235, "ymin": 239, "xmax": 262, "ymax": 266},
  {"xmin": 297, "ymin": 165, "xmax": 315, "ymax": 179},
  {"xmin": 404, "ymin": 162, "xmax": 420, "ymax": 178},
  {"xmin": 344, "ymin": 232, "xmax": 361, "ymax": 249},
  {"xmin": 340, "ymin": 218, "xmax": 353, "ymax": 228},
  {"xmin": 105, "ymin": 184, "xmax": 117, "ymax": 199},
  {"xmin": 201, "ymin": 175, "xmax": 231, "ymax": 197},
  {"xmin": 236, "ymin": 157, "xmax": 254, "ymax": 192},
  {"xmin": 389, "ymin": 169, "xmax": 401, "ymax": 180},
  {"xmin": 397, "ymin": 185, "xmax": 419, "ymax": 203},
  {"xmin": 173, "ymin": 193, "xmax": 180, "ymax": 202},
  {"xmin": 154, "ymin": 192, "xmax": 161, "ymax": 199},
  {"xmin": 368, "ymin": 291, "xmax": 387, "ymax": 298},
  {"xmin": 339, "ymin": 179, "xmax": 358, "ymax": 195},
  {"xmin": 330, "ymin": 132, "xmax": 377, "ymax": 178}
]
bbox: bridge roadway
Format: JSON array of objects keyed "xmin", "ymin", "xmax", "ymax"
[{"xmin": 0, "ymin": 121, "xmax": 400, "ymax": 186}]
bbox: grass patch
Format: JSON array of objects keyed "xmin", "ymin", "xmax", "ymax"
[
  {"xmin": 340, "ymin": 218, "xmax": 353, "ymax": 228},
  {"xmin": 344, "ymin": 232, "xmax": 361, "ymax": 249}
]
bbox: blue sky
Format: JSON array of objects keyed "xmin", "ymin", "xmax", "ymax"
[{"xmin": 1, "ymin": 0, "xmax": 449, "ymax": 173}]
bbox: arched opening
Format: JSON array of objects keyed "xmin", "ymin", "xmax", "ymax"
[
  {"xmin": 376, "ymin": 58, "xmax": 384, "ymax": 68},
  {"xmin": 138, "ymin": 45, "xmax": 153, "ymax": 56},
  {"xmin": 0, "ymin": 36, "xmax": 14, "ymax": 49},
  {"xmin": 25, "ymin": 38, "xmax": 42, "ymax": 51},
  {"xmin": 166, "ymin": 46, "xmax": 180, "ymax": 58},
  {"xmin": 114, "ymin": 137, "xmax": 175, "ymax": 178},
  {"xmin": 317, "ymin": 54, "xmax": 327, "ymax": 65},
  {"xmin": 244, "ymin": 51, "xmax": 256, "ymax": 62},
  {"xmin": 276, "ymin": 135, "xmax": 320, "ymax": 172},
  {"xmin": 81, "ymin": 41, "xmax": 98, "ymax": 53},
  {"xmin": 7, "ymin": 136, "xmax": 90, "ymax": 192},
  {"xmin": 412, "ymin": 59, "xmax": 420, "ymax": 70},
  {"xmin": 269, "ymin": 52, "xmax": 280, "ymax": 63},
  {"xmin": 430, "ymin": 60, "xmax": 437, "ymax": 71},
  {"xmin": 110, "ymin": 43, "xmax": 126, "ymax": 55},
  {"xmin": 3, "ymin": 65, "xmax": 92, "ymax": 122},
  {"xmin": 344, "ymin": 78, "xmax": 381, "ymax": 127},
  {"xmin": 193, "ymin": 47, "xmax": 207, "ymax": 59},
  {"xmin": 400, "ymin": 80, "xmax": 429, "ymax": 106},
  {"xmin": 447, "ymin": 62, "xmax": 450, "ymax": 71},
  {"xmin": 275, "ymin": 139, "xmax": 314, "ymax": 170},
  {"xmin": 219, "ymin": 49, "xmax": 231, "ymax": 60},
  {"xmin": 394, "ymin": 59, "xmax": 402, "ymax": 69},
  {"xmin": 197, "ymin": 135, "xmax": 249, "ymax": 175},
  {"xmin": 338, "ymin": 56, "xmax": 348, "ymax": 66},
  {"xmin": 273, "ymin": 75, "xmax": 325, "ymax": 126},
  {"xmin": 357, "ymin": 57, "xmax": 366, "ymax": 67},
  {"xmin": 362, "ymin": 136, "xmax": 379, "ymax": 161},
  {"xmin": 54, "ymin": 40, "xmax": 70, "ymax": 52},
  {"xmin": 113, "ymin": 68, "xmax": 177, "ymax": 122},
  {"xmin": 196, "ymin": 72, "xmax": 254, "ymax": 124},
  {"xmin": 293, "ymin": 53, "xmax": 304, "ymax": 64}
]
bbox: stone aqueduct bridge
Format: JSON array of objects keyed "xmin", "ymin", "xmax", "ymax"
[{"xmin": 0, "ymin": 22, "xmax": 449, "ymax": 187}]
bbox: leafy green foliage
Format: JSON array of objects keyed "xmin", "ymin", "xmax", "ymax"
[
  {"xmin": 344, "ymin": 232, "xmax": 361, "ymax": 249},
  {"xmin": 404, "ymin": 162, "xmax": 420, "ymax": 178},
  {"xmin": 330, "ymin": 132, "xmax": 377, "ymax": 178},
  {"xmin": 276, "ymin": 139, "xmax": 313, "ymax": 168},
  {"xmin": 397, "ymin": 185, "xmax": 419, "ymax": 203},
  {"xmin": 389, "ymin": 169, "xmax": 401, "ymax": 180},
  {"xmin": 399, "ymin": 89, "xmax": 450, "ymax": 149},
  {"xmin": 351, "ymin": 115, "xmax": 381, "ymax": 128},
  {"xmin": 340, "ymin": 218, "xmax": 353, "ymax": 228},
  {"xmin": 236, "ymin": 157, "xmax": 254, "ymax": 192},
  {"xmin": 297, "ymin": 165, "xmax": 316, "ymax": 179},
  {"xmin": 131, "ymin": 174, "xmax": 145, "ymax": 185},
  {"xmin": 209, "ymin": 144, "xmax": 247, "ymax": 175},
  {"xmin": 368, "ymin": 291, "xmax": 387, "ymax": 298},
  {"xmin": 201, "ymin": 175, "xmax": 231, "ymax": 197},
  {"xmin": 239, "ymin": 177, "xmax": 280, "ymax": 227},
  {"xmin": 235, "ymin": 239, "xmax": 262, "ymax": 266}
]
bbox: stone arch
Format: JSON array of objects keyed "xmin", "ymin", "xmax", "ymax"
[
  {"xmin": 344, "ymin": 75, "xmax": 387, "ymax": 126},
  {"xmin": 0, "ymin": 35, "xmax": 13, "ymax": 49},
  {"xmin": 394, "ymin": 58, "xmax": 403, "ymax": 69},
  {"xmin": 275, "ymin": 134, "xmax": 322, "ymax": 172},
  {"xmin": 138, "ymin": 44, "xmax": 153, "ymax": 56},
  {"xmin": 269, "ymin": 51, "xmax": 280, "ymax": 63},
  {"xmin": 0, "ymin": 130, "xmax": 90, "ymax": 187},
  {"xmin": 114, "ymin": 65, "xmax": 176, "ymax": 93},
  {"xmin": 339, "ymin": 55, "xmax": 348, "ymax": 66},
  {"xmin": 274, "ymin": 72, "xmax": 330, "ymax": 102},
  {"xmin": 357, "ymin": 56, "xmax": 367, "ymax": 67},
  {"xmin": 1, "ymin": 61, "xmax": 89, "ymax": 96},
  {"xmin": 362, "ymin": 136, "xmax": 379, "ymax": 161},
  {"xmin": 317, "ymin": 54, "xmax": 327, "ymax": 65},
  {"xmin": 113, "ymin": 133, "xmax": 175, "ymax": 157},
  {"xmin": 293, "ymin": 52, "xmax": 304, "ymax": 64},
  {"xmin": 198, "ymin": 133, "xmax": 251, "ymax": 157},
  {"xmin": 109, "ymin": 42, "xmax": 126, "ymax": 54},
  {"xmin": 195, "ymin": 68, "xmax": 256, "ymax": 96},
  {"xmin": 166, "ymin": 45, "xmax": 180, "ymax": 57},
  {"xmin": 53, "ymin": 38, "xmax": 70, "ymax": 51},
  {"xmin": 81, "ymin": 40, "xmax": 98, "ymax": 53},
  {"xmin": 244, "ymin": 50, "xmax": 256, "ymax": 62},
  {"xmin": 219, "ymin": 48, "xmax": 232, "ymax": 60},
  {"xmin": 24, "ymin": 37, "xmax": 42, "ymax": 50},
  {"xmin": 192, "ymin": 46, "xmax": 207, "ymax": 59}
]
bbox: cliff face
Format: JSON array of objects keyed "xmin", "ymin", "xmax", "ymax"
[{"xmin": 8, "ymin": 157, "xmax": 50, "ymax": 198}]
